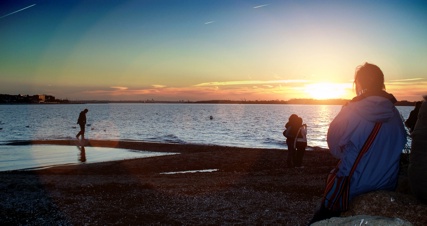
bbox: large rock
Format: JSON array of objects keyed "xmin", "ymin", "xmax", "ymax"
[
  {"xmin": 311, "ymin": 215, "xmax": 412, "ymax": 226},
  {"xmin": 338, "ymin": 190, "xmax": 427, "ymax": 225}
]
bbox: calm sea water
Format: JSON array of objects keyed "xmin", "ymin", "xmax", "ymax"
[{"xmin": 0, "ymin": 103, "xmax": 412, "ymax": 150}]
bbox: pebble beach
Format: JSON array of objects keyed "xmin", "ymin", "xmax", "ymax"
[{"xmin": 1, "ymin": 140, "xmax": 426, "ymax": 225}]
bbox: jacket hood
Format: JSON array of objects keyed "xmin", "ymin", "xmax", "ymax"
[{"xmin": 349, "ymin": 91, "xmax": 397, "ymax": 123}]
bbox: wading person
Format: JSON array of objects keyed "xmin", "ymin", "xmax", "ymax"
[
  {"xmin": 76, "ymin": 109, "xmax": 88, "ymax": 140},
  {"xmin": 309, "ymin": 63, "xmax": 406, "ymax": 224}
]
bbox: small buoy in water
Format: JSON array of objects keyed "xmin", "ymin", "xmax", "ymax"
[{"xmin": 209, "ymin": 116, "xmax": 213, "ymax": 120}]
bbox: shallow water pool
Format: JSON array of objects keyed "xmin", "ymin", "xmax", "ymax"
[{"xmin": 0, "ymin": 144, "xmax": 176, "ymax": 171}]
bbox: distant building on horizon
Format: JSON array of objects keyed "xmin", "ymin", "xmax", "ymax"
[{"xmin": 0, "ymin": 94, "xmax": 66, "ymax": 104}]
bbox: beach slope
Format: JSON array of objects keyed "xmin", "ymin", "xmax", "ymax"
[{"xmin": 0, "ymin": 140, "xmax": 425, "ymax": 225}]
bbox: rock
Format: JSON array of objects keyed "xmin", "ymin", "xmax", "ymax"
[
  {"xmin": 311, "ymin": 215, "xmax": 413, "ymax": 226},
  {"xmin": 340, "ymin": 190, "xmax": 425, "ymax": 224}
]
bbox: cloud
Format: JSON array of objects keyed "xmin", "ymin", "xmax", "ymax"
[
  {"xmin": 204, "ymin": 21, "xmax": 215, "ymax": 25},
  {"xmin": 387, "ymin": 78, "xmax": 427, "ymax": 85},
  {"xmin": 111, "ymin": 86, "xmax": 128, "ymax": 90},
  {"xmin": 152, "ymin": 85, "xmax": 166, "ymax": 88},
  {"xmin": 253, "ymin": 4, "xmax": 269, "ymax": 9},
  {"xmin": 194, "ymin": 79, "xmax": 308, "ymax": 87},
  {"xmin": 76, "ymin": 80, "xmax": 362, "ymax": 101},
  {"xmin": 389, "ymin": 78, "xmax": 425, "ymax": 82},
  {"xmin": 0, "ymin": 4, "xmax": 36, "ymax": 19}
]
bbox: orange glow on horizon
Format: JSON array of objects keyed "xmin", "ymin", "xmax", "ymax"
[
  {"xmin": 304, "ymin": 82, "xmax": 353, "ymax": 100},
  {"xmin": 74, "ymin": 79, "xmax": 425, "ymax": 102}
]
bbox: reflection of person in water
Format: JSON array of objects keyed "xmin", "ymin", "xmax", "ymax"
[
  {"xmin": 76, "ymin": 109, "xmax": 88, "ymax": 140},
  {"xmin": 78, "ymin": 146, "xmax": 86, "ymax": 163}
]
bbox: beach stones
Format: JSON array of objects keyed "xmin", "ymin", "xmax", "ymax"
[{"xmin": 311, "ymin": 215, "xmax": 413, "ymax": 226}]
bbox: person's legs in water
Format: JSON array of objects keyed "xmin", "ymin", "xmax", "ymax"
[{"xmin": 76, "ymin": 123, "xmax": 85, "ymax": 140}]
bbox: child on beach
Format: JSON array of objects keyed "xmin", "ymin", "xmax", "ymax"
[{"xmin": 309, "ymin": 63, "xmax": 407, "ymax": 224}]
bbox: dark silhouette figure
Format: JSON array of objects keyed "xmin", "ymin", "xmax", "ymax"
[
  {"xmin": 309, "ymin": 63, "xmax": 406, "ymax": 224},
  {"xmin": 283, "ymin": 114, "xmax": 302, "ymax": 168},
  {"xmin": 408, "ymin": 98, "xmax": 427, "ymax": 204},
  {"xmin": 294, "ymin": 117, "xmax": 307, "ymax": 168},
  {"xmin": 405, "ymin": 101, "xmax": 422, "ymax": 133},
  {"xmin": 76, "ymin": 109, "xmax": 88, "ymax": 140}
]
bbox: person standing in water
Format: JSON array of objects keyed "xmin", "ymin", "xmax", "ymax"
[{"xmin": 76, "ymin": 109, "xmax": 88, "ymax": 140}]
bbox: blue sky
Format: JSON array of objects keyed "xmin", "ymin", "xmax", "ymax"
[{"xmin": 1, "ymin": 0, "xmax": 426, "ymax": 101}]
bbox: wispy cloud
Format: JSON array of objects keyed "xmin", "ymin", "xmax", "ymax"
[
  {"xmin": 111, "ymin": 86, "xmax": 128, "ymax": 90},
  {"xmin": 253, "ymin": 4, "xmax": 270, "ymax": 9},
  {"xmin": 387, "ymin": 78, "xmax": 427, "ymax": 86},
  {"xmin": 194, "ymin": 79, "xmax": 308, "ymax": 87},
  {"xmin": 389, "ymin": 78, "xmax": 425, "ymax": 82},
  {"xmin": 152, "ymin": 85, "xmax": 166, "ymax": 88},
  {"xmin": 204, "ymin": 21, "xmax": 215, "ymax": 25},
  {"xmin": 0, "ymin": 4, "xmax": 36, "ymax": 19}
]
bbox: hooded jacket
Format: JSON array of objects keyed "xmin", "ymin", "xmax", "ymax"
[{"xmin": 327, "ymin": 91, "xmax": 406, "ymax": 200}]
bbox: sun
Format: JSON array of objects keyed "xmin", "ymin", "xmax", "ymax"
[{"xmin": 304, "ymin": 82, "xmax": 352, "ymax": 100}]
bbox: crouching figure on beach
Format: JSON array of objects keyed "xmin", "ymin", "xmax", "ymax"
[{"xmin": 309, "ymin": 63, "xmax": 407, "ymax": 224}]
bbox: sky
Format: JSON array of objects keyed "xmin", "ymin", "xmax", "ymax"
[{"xmin": 1, "ymin": 0, "xmax": 426, "ymax": 101}]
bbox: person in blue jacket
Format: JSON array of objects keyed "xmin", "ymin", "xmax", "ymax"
[{"xmin": 309, "ymin": 63, "xmax": 407, "ymax": 224}]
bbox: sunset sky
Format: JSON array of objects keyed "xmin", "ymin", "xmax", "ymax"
[{"xmin": 1, "ymin": 0, "xmax": 426, "ymax": 101}]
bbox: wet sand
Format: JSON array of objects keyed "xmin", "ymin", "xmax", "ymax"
[
  {"xmin": 1, "ymin": 140, "xmax": 426, "ymax": 225},
  {"xmin": 0, "ymin": 143, "xmax": 177, "ymax": 171}
]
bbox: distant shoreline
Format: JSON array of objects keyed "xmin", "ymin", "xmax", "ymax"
[{"xmin": 0, "ymin": 98, "xmax": 417, "ymax": 106}]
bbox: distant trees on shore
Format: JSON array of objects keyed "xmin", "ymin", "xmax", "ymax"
[
  {"xmin": 194, "ymin": 99, "xmax": 415, "ymax": 106},
  {"xmin": 0, "ymin": 94, "xmax": 416, "ymax": 106},
  {"xmin": 0, "ymin": 94, "xmax": 69, "ymax": 104}
]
